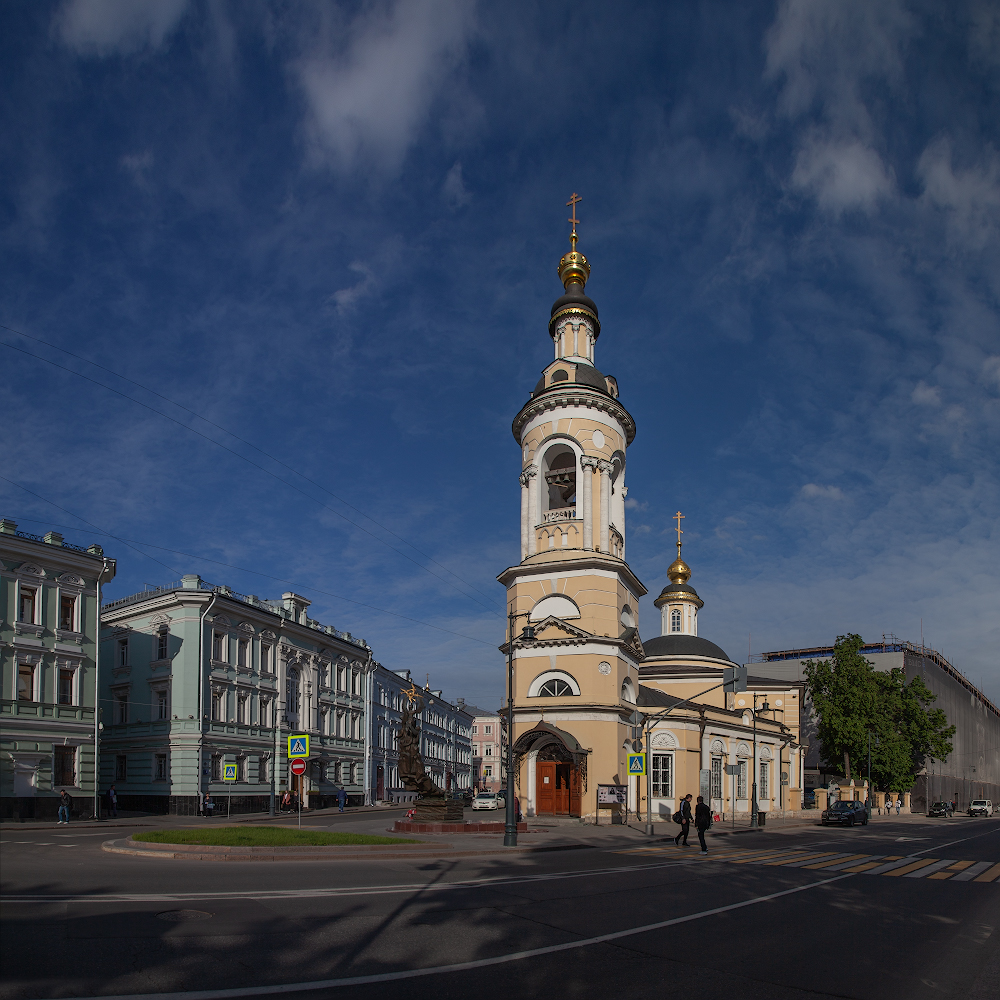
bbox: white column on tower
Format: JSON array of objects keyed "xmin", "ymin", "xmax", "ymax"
[
  {"xmin": 524, "ymin": 465, "xmax": 539, "ymax": 556},
  {"xmin": 598, "ymin": 459, "xmax": 613, "ymax": 553},
  {"xmin": 519, "ymin": 467, "xmax": 533, "ymax": 559},
  {"xmin": 580, "ymin": 456, "xmax": 598, "ymax": 550}
]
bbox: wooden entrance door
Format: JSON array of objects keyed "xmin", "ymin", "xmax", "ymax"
[{"xmin": 537, "ymin": 761, "xmax": 556, "ymax": 814}]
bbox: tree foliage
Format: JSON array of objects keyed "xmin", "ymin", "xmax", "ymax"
[{"xmin": 803, "ymin": 634, "xmax": 955, "ymax": 792}]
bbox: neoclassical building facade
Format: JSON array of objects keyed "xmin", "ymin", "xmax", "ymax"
[{"xmin": 499, "ymin": 219, "xmax": 805, "ymax": 821}]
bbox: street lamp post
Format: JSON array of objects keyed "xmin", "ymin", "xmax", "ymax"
[
  {"xmin": 749, "ymin": 695, "xmax": 770, "ymax": 830},
  {"xmin": 504, "ymin": 611, "xmax": 535, "ymax": 848}
]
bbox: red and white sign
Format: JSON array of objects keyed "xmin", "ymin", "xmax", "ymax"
[{"xmin": 289, "ymin": 758, "xmax": 307, "ymax": 776}]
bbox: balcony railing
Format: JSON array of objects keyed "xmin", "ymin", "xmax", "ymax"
[{"xmin": 542, "ymin": 508, "xmax": 577, "ymax": 524}]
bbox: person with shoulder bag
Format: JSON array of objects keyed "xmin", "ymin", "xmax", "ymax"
[{"xmin": 674, "ymin": 793, "xmax": 693, "ymax": 847}]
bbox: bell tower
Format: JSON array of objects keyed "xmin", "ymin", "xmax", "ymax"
[{"xmin": 497, "ymin": 195, "xmax": 647, "ymax": 820}]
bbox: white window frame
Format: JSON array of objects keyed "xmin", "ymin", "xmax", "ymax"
[
  {"xmin": 17, "ymin": 583, "xmax": 40, "ymax": 624},
  {"xmin": 670, "ymin": 607, "xmax": 682, "ymax": 632},
  {"xmin": 651, "ymin": 753, "xmax": 674, "ymax": 798}
]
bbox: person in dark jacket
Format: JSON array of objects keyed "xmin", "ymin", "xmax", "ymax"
[
  {"xmin": 675, "ymin": 793, "xmax": 693, "ymax": 847},
  {"xmin": 695, "ymin": 795, "xmax": 712, "ymax": 853}
]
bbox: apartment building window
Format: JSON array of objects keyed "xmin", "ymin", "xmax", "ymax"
[
  {"xmin": 238, "ymin": 694, "xmax": 248, "ymax": 725},
  {"xmin": 286, "ymin": 669, "xmax": 300, "ymax": 718},
  {"xmin": 115, "ymin": 692, "xmax": 128, "ymax": 724},
  {"xmin": 258, "ymin": 755, "xmax": 269, "ymax": 784},
  {"xmin": 156, "ymin": 690, "xmax": 168, "ymax": 720},
  {"xmin": 59, "ymin": 668, "xmax": 75, "ymax": 705},
  {"xmin": 156, "ymin": 630, "xmax": 169, "ymax": 661},
  {"xmin": 710, "ymin": 757, "xmax": 723, "ymax": 800},
  {"xmin": 211, "ymin": 690, "xmax": 223, "ymax": 722},
  {"xmin": 18, "ymin": 663, "xmax": 35, "ymax": 701},
  {"xmin": 261, "ymin": 643, "xmax": 272, "ymax": 674},
  {"xmin": 212, "ymin": 632, "xmax": 224, "ymax": 662},
  {"xmin": 471, "ymin": 725, "xmax": 477, "ymax": 735},
  {"xmin": 651, "ymin": 754, "xmax": 674, "ymax": 798},
  {"xmin": 238, "ymin": 638, "xmax": 248, "ymax": 668},
  {"xmin": 238, "ymin": 756, "xmax": 248, "ymax": 783},
  {"xmin": 336, "ymin": 666, "xmax": 345, "ymax": 691},
  {"xmin": 154, "ymin": 754, "xmax": 168, "ymax": 781},
  {"xmin": 115, "ymin": 755, "xmax": 127, "ymax": 781},
  {"xmin": 118, "ymin": 638, "xmax": 128, "ymax": 667},
  {"xmin": 484, "ymin": 725, "xmax": 492, "ymax": 735},
  {"xmin": 18, "ymin": 587, "xmax": 36, "ymax": 623},
  {"xmin": 260, "ymin": 698, "xmax": 271, "ymax": 729},
  {"xmin": 483, "ymin": 765, "xmax": 493, "ymax": 778},
  {"xmin": 54, "ymin": 746, "xmax": 76, "ymax": 786},
  {"xmin": 759, "ymin": 761, "xmax": 769, "ymax": 800},
  {"xmin": 211, "ymin": 754, "xmax": 222, "ymax": 781},
  {"xmin": 60, "ymin": 594, "xmax": 76, "ymax": 631}
]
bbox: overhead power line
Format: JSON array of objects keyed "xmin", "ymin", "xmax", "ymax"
[
  {"xmin": 1, "ymin": 323, "xmax": 503, "ymax": 616},
  {"xmin": 0, "ymin": 499, "xmax": 494, "ymax": 647}
]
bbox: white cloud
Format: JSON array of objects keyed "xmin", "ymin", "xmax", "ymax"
[
  {"xmin": 55, "ymin": 0, "xmax": 190, "ymax": 56},
  {"xmin": 296, "ymin": 0, "xmax": 476, "ymax": 176},
  {"xmin": 984, "ymin": 357, "xmax": 1000, "ymax": 391},
  {"xmin": 331, "ymin": 262, "xmax": 376, "ymax": 315},
  {"xmin": 791, "ymin": 136, "xmax": 894, "ymax": 214},
  {"xmin": 800, "ymin": 483, "xmax": 845, "ymax": 500},
  {"xmin": 443, "ymin": 161, "xmax": 472, "ymax": 209},
  {"xmin": 911, "ymin": 382, "xmax": 942, "ymax": 407},
  {"xmin": 917, "ymin": 137, "xmax": 1000, "ymax": 250}
]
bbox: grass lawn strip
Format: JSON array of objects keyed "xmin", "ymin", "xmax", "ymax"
[{"xmin": 133, "ymin": 827, "xmax": 421, "ymax": 847}]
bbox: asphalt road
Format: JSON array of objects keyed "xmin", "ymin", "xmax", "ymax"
[{"xmin": 2, "ymin": 813, "xmax": 998, "ymax": 1000}]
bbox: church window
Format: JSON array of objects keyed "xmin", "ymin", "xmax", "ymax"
[
  {"xmin": 550, "ymin": 369, "xmax": 568, "ymax": 382},
  {"xmin": 621, "ymin": 678, "xmax": 636, "ymax": 704},
  {"xmin": 670, "ymin": 608, "xmax": 682, "ymax": 632},
  {"xmin": 759, "ymin": 761, "xmax": 769, "ymax": 800},
  {"xmin": 651, "ymin": 754, "xmax": 673, "ymax": 798},
  {"xmin": 711, "ymin": 757, "xmax": 723, "ymax": 799},
  {"xmin": 737, "ymin": 760, "xmax": 747, "ymax": 799},
  {"xmin": 538, "ymin": 678, "xmax": 574, "ymax": 697}
]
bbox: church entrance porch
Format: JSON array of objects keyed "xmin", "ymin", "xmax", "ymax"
[{"xmin": 514, "ymin": 721, "xmax": 588, "ymax": 819}]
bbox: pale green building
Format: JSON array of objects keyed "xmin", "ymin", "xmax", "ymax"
[
  {"xmin": 1, "ymin": 518, "xmax": 116, "ymax": 820},
  {"xmin": 99, "ymin": 575, "xmax": 371, "ymax": 814}
]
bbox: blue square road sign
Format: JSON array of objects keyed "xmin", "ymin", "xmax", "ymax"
[{"xmin": 627, "ymin": 753, "xmax": 646, "ymax": 775}]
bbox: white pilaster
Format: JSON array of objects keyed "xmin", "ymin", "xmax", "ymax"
[
  {"xmin": 581, "ymin": 456, "xmax": 598, "ymax": 550},
  {"xmin": 598, "ymin": 459, "xmax": 612, "ymax": 553},
  {"xmin": 525, "ymin": 465, "xmax": 539, "ymax": 556},
  {"xmin": 519, "ymin": 469, "xmax": 531, "ymax": 560}
]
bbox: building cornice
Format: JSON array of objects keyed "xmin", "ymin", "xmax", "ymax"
[
  {"xmin": 512, "ymin": 386, "xmax": 636, "ymax": 446},
  {"xmin": 497, "ymin": 553, "xmax": 647, "ymax": 597}
]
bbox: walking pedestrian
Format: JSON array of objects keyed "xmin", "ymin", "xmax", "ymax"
[
  {"xmin": 57, "ymin": 789, "xmax": 72, "ymax": 825},
  {"xmin": 694, "ymin": 795, "xmax": 711, "ymax": 854},
  {"xmin": 895, "ymin": 797, "xmax": 901, "ymax": 816},
  {"xmin": 674, "ymin": 793, "xmax": 693, "ymax": 847},
  {"xmin": 337, "ymin": 787, "xmax": 346, "ymax": 812},
  {"xmin": 204, "ymin": 792, "xmax": 214, "ymax": 818},
  {"xmin": 107, "ymin": 784, "xmax": 118, "ymax": 818}
]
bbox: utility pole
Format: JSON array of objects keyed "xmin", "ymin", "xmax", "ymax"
[{"xmin": 504, "ymin": 611, "xmax": 535, "ymax": 847}]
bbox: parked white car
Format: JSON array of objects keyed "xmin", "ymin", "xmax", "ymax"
[
  {"xmin": 968, "ymin": 800, "xmax": 994, "ymax": 817},
  {"xmin": 471, "ymin": 792, "xmax": 505, "ymax": 811}
]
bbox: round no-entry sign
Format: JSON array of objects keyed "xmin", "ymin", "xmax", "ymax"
[{"xmin": 289, "ymin": 758, "xmax": 307, "ymax": 776}]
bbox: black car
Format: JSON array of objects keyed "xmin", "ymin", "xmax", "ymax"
[
  {"xmin": 928, "ymin": 801, "xmax": 953, "ymax": 817},
  {"xmin": 821, "ymin": 800, "xmax": 868, "ymax": 826}
]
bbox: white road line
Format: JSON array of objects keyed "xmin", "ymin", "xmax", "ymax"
[
  {"xmin": 53, "ymin": 872, "xmax": 856, "ymax": 1000},
  {"xmin": 0, "ymin": 859, "xmax": 688, "ymax": 904},
  {"xmin": 912, "ymin": 826, "xmax": 1000, "ymax": 855}
]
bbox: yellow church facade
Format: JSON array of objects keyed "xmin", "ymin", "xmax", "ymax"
[{"xmin": 499, "ymin": 204, "xmax": 805, "ymax": 822}]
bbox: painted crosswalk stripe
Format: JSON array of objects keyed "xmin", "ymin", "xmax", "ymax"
[
  {"xmin": 772, "ymin": 852, "xmax": 846, "ymax": 868},
  {"xmin": 762, "ymin": 852, "xmax": 838, "ymax": 866},
  {"xmin": 859, "ymin": 857, "xmax": 920, "ymax": 875},
  {"xmin": 973, "ymin": 862, "xmax": 1000, "ymax": 883},
  {"xmin": 885, "ymin": 858, "xmax": 938, "ymax": 877},
  {"xmin": 811, "ymin": 854, "xmax": 885, "ymax": 872},
  {"xmin": 803, "ymin": 854, "xmax": 869, "ymax": 870},
  {"xmin": 904, "ymin": 859, "xmax": 955, "ymax": 878},
  {"xmin": 950, "ymin": 861, "xmax": 993, "ymax": 882}
]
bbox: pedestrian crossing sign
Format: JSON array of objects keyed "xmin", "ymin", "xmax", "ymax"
[
  {"xmin": 223, "ymin": 764, "xmax": 237, "ymax": 782},
  {"xmin": 628, "ymin": 753, "xmax": 646, "ymax": 775},
  {"xmin": 288, "ymin": 734, "xmax": 309, "ymax": 758}
]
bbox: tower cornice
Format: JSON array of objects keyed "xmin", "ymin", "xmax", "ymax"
[
  {"xmin": 512, "ymin": 386, "xmax": 636, "ymax": 445},
  {"xmin": 496, "ymin": 552, "xmax": 647, "ymax": 597}
]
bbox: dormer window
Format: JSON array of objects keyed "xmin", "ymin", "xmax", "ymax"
[
  {"xmin": 550, "ymin": 369, "xmax": 569, "ymax": 383},
  {"xmin": 670, "ymin": 608, "xmax": 682, "ymax": 632}
]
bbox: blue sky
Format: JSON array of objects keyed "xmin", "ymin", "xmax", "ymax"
[{"xmin": 3, "ymin": 0, "xmax": 998, "ymax": 710}]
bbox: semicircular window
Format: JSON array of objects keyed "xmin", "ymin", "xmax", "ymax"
[{"xmin": 538, "ymin": 678, "xmax": 575, "ymax": 697}]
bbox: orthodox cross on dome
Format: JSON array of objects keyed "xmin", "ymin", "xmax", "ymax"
[
  {"xmin": 673, "ymin": 510, "xmax": 685, "ymax": 551},
  {"xmin": 566, "ymin": 192, "xmax": 582, "ymax": 250}
]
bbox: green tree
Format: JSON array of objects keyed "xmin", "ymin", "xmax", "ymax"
[{"xmin": 804, "ymin": 634, "xmax": 955, "ymax": 791}]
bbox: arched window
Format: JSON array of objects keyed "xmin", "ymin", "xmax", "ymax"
[
  {"xmin": 543, "ymin": 446, "xmax": 577, "ymax": 510},
  {"xmin": 538, "ymin": 677, "xmax": 574, "ymax": 697},
  {"xmin": 621, "ymin": 677, "xmax": 636, "ymax": 704},
  {"xmin": 286, "ymin": 668, "xmax": 299, "ymax": 718},
  {"xmin": 620, "ymin": 605, "xmax": 634, "ymax": 628},
  {"xmin": 670, "ymin": 608, "xmax": 682, "ymax": 632}
]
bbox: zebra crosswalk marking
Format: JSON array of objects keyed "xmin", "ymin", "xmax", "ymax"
[
  {"xmin": 762, "ymin": 852, "xmax": 838, "ymax": 866},
  {"xmin": 949, "ymin": 861, "xmax": 992, "ymax": 881},
  {"xmin": 973, "ymin": 863, "xmax": 1000, "ymax": 883},
  {"xmin": 905, "ymin": 859, "xmax": 955, "ymax": 878},
  {"xmin": 885, "ymin": 858, "xmax": 938, "ymax": 877},
  {"xmin": 804, "ymin": 854, "xmax": 872, "ymax": 871},
  {"xmin": 843, "ymin": 859, "xmax": 892, "ymax": 872}
]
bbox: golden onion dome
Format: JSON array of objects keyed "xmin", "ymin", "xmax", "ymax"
[{"xmin": 667, "ymin": 551, "xmax": 691, "ymax": 585}]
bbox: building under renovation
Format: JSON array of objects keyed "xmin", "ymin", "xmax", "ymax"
[{"xmin": 749, "ymin": 638, "xmax": 999, "ymax": 812}]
